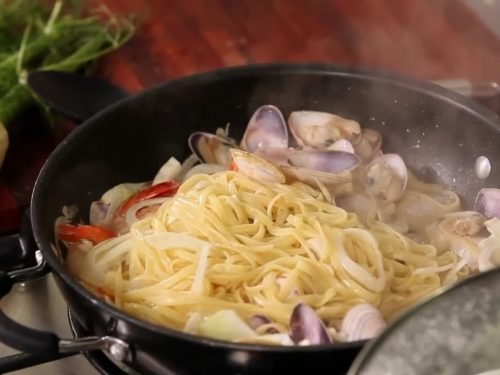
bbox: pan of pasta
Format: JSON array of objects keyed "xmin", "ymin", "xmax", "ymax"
[{"xmin": 1, "ymin": 63, "xmax": 500, "ymax": 375}]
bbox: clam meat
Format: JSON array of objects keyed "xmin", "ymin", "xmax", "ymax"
[{"xmin": 288, "ymin": 110, "xmax": 361, "ymax": 148}]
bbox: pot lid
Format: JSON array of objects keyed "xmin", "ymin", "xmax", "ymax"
[{"xmin": 348, "ymin": 268, "xmax": 500, "ymax": 375}]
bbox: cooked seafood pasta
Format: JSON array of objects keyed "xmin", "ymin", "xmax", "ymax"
[{"xmin": 57, "ymin": 105, "xmax": 500, "ymax": 346}]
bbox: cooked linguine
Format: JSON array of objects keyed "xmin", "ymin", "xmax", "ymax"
[{"xmin": 65, "ymin": 170, "xmax": 469, "ymax": 342}]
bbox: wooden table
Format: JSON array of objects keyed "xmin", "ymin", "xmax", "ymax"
[{"xmin": 2, "ymin": 0, "xmax": 500, "ymax": 233}]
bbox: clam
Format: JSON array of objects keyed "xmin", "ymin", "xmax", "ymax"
[
  {"xmin": 364, "ymin": 154, "xmax": 408, "ymax": 202},
  {"xmin": 289, "ymin": 303, "xmax": 331, "ymax": 345},
  {"xmin": 233, "ymin": 147, "xmax": 360, "ymax": 187},
  {"xmin": 340, "ymin": 303, "xmax": 386, "ymax": 342},
  {"xmin": 328, "ymin": 139, "xmax": 355, "ymax": 154},
  {"xmin": 426, "ymin": 211, "xmax": 486, "ymax": 256},
  {"xmin": 288, "ymin": 111, "xmax": 361, "ymax": 148},
  {"xmin": 188, "ymin": 131, "xmax": 236, "ymax": 167},
  {"xmin": 474, "ymin": 188, "xmax": 500, "ymax": 219},
  {"xmin": 253, "ymin": 147, "xmax": 291, "ymax": 166},
  {"xmin": 241, "ymin": 105, "xmax": 289, "ymax": 152},
  {"xmin": 230, "ymin": 148, "xmax": 286, "ymax": 183},
  {"xmin": 287, "ymin": 149, "xmax": 360, "ymax": 174},
  {"xmin": 353, "ymin": 128, "xmax": 382, "ymax": 162},
  {"xmin": 280, "ymin": 166, "xmax": 352, "ymax": 186},
  {"xmin": 248, "ymin": 314, "xmax": 279, "ymax": 334},
  {"xmin": 249, "ymin": 314, "xmax": 272, "ymax": 329},
  {"xmin": 438, "ymin": 211, "xmax": 486, "ymax": 237},
  {"xmin": 281, "ymin": 149, "xmax": 360, "ymax": 186}
]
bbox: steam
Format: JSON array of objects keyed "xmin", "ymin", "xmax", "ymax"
[{"xmin": 244, "ymin": 68, "xmax": 499, "ymax": 208}]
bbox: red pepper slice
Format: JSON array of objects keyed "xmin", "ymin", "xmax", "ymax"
[
  {"xmin": 116, "ymin": 180, "xmax": 180, "ymax": 216},
  {"xmin": 58, "ymin": 224, "xmax": 117, "ymax": 244},
  {"xmin": 230, "ymin": 160, "xmax": 238, "ymax": 171},
  {"xmin": 96, "ymin": 287, "xmax": 115, "ymax": 302}
]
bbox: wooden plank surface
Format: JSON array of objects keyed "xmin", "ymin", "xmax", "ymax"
[{"xmin": 1, "ymin": 0, "xmax": 500, "ymax": 233}]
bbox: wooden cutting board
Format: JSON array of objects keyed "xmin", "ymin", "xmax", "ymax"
[{"xmin": 1, "ymin": 0, "xmax": 500, "ymax": 233}]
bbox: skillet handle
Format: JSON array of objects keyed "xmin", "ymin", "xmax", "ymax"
[
  {"xmin": 0, "ymin": 210, "xmax": 39, "ymax": 272},
  {"xmin": 0, "ymin": 207, "xmax": 53, "ymax": 355},
  {"xmin": 27, "ymin": 70, "xmax": 129, "ymax": 123},
  {"xmin": 0, "ymin": 270, "xmax": 58, "ymax": 354},
  {"xmin": 0, "ymin": 263, "xmax": 133, "ymax": 371},
  {"xmin": 0, "ymin": 258, "xmax": 132, "ymax": 368},
  {"xmin": 0, "ymin": 207, "xmax": 60, "ymax": 357}
]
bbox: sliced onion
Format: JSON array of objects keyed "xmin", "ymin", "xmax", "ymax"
[
  {"xmin": 102, "ymin": 182, "xmax": 146, "ymax": 204},
  {"xmin": 478, "ymin": 218, "xmax": 500, "ymax": 272},
  {"xmin": 177, "ymin": 154, "xmax": 202, "ymax": 181},
  {"xmin": 153, "ymin": 157, "xmax": 182, "ymax": 185},
  {"xmin": 198, "ymin": 310, "xmax": 255, "ymax": 341},
  {"xmin": 478, "ymin": 235, "xmax": 500, "ymax": 272},
  {"xmin": 183, "ymin": 163, "xmax": 227, "ymax": 181},
  {"xmin": 183, "ymin": 311, "xmax": 203, "ymax": 334},
  {"xmin": 340, "ymin": 303, "xmax": 386, "ymax": 342},
  {"xmin": 94, "ymin": 182, "xmax": 147, "ymax": 227},
  {"xmin": 54, "ymin": 215, "xmax": 70, "ymax": 243},
  {"xmin": 191, "ymin": 244, "xmax": 210, "ymax": 293},
  {"xmin": 413, "ymin": 263, "xmax": 453, "ymax": 275},
  {"xmin": 145, "ymin": 232, "xmax": 211, "ymax": 251},
  {"xmin": 125, "ymin": 197, "xmax": 171, "ymax": 227},
  {"xmin": 442, "ymin": 258, "xmax": 468, "ymax": 286},
  {"xmin": 335, "ymin": 230, "xmax": 386, "ymax": 292},
  {"xmin": 306, "ymin": 237, "xmax": 324, "ymax": 260},
  {"xmin": 89, "ymin": 201, "xmax": 109, "ymax": 226}
]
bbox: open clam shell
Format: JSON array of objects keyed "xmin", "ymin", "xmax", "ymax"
[
  {"xmin": 364, "ymin": 153, "xmax": 408, "ymax": 202},
  {"xmin": 328, "ymin": 139, "xmax": 355, "ymax": 154},
  {"xmin": 241, "ymin": 105, "xmax": 289, "ymax": 152},
  {"xmin": 353, "ymin": 128, "xmax": 382, "ymax": 162},
  {"xmin": 287, "ymin": 149, "xmax": 360, "ymax": 174},
  {"xmin": 474, "ymin": 188, "xmax": 500, "ymax": 219},
  {"xmin": 280, "ymin": 165, "xmax": 353, "ymax": 186},
  {"xmin": 289, "ymin": 303, "xmax": 331, "ymax": 345},
  {"xmin": 188, "ymin": 131, "xmax": 236, "ymax": 167},
  {"xmin": 281, "ymin": 149, "xmax": 360, "ymax": 186},
  {"xmin": 230, "ymin": 148, "xmax": 286, "ymax": 183}
]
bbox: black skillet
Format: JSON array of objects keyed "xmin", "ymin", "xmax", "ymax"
[{"xmin": 0, "ymin": 63, "xmax": 499, "ymax": 375}]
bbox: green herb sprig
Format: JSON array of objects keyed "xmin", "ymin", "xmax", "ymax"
[{"xmin": 0, "ymin": 0, "xmax": 136, "ymax": 167}]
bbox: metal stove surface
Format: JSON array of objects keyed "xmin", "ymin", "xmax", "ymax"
[{"xmin": 0, "ymin": 275, "xmax": 98, "ymax": 375}]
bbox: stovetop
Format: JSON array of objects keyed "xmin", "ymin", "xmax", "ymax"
[{"xmin": 0, "ymin": 276, "xmax": 99, "ymax": 375}]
